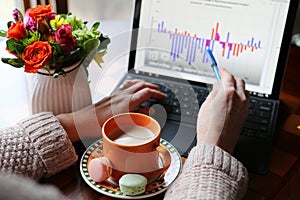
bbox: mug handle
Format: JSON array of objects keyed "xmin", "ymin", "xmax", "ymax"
[
  {"xmin": 156, "ymin": 145, "xmax": 172, "ymax": 171},
  {"xmin": 156, "ymin": 145, "xmax": 172, "ymax": 173},
  {"xmin": 146, "ymin": 145, "xmax": 172, "ymax": 183}
]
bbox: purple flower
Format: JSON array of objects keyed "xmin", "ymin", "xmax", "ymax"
[
  {"xmin": 49, "ymin": 13, "xmax": 56, "ymax": 20},
  {"xmin": 12, "ymin": 9, "xmax": 21, "ymax": 21},
  {"xmin": 24, "ymin": 13, "xmax": 37, "ymax": 31},
  {"xmin": 53, "ymin": 24, "xmax": 76, "ymax": 55}
]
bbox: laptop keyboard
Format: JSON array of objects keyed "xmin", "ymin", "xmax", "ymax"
[
  {"xmin": 242, "ymin": 99, "xmax": 273, "ymax": 139},
  {"xmin": 140, "ymin": 79, "xmax": 206, "ymax": 124},
  {"xmin": 124, "ymin": 75, "xmax": 275, "ymax": 141}
]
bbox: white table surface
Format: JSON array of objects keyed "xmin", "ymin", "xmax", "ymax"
[{"xmin": 0, "ymin": 20, "xmax": 131, "ymax": 128}]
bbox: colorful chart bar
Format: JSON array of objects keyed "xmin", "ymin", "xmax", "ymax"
[{"xmin": 157, "ymin": 21, "xmax": 262, "ymax": 65}]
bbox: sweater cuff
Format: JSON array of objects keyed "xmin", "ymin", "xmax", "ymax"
[
  {"xmin": 189, "ymin": 144, "xmax": 248, "ymax": 180},
  {"xmin": 188, "ymin": 144, "xmax": 248, "ymax": 196},
  {"xmin": 18, "ymin": 112, "xmax": 78, "ymax": 177}
]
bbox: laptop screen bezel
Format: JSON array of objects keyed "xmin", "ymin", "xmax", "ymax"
[{"xmin": 128, "ymin": 0, "xmax": 299, "ymax": 100}]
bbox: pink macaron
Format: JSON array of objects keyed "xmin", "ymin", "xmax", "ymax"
[{"xmin": 88, "ymin": 157, "xmax": 112, "ymax": 182}]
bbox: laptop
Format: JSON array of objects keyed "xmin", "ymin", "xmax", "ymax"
[{"xmin": 114, "ymin": 0, "xmax": 299, "ymax": 174}]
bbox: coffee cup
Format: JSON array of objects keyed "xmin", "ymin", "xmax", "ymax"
[{"xmin": 102, "ymin": 112, "xmax": 171, "ymax": 183}]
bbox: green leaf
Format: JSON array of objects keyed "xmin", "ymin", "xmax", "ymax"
[
  {"xmin": 52, "ymin": 48, "xmax": 82, "ymax": 68},
  {"xmin": 2, "ymin": 58, "xmax": 24, "ymax": 68},
  {"xmin": 15, "ymin": 8, "xmax": 23, "ymax": 22},
  {"xmin": 1, "ymin": 58, "xmax": 10, "ymax": 64},
  {"xmin": 6, "ymin": 39, "xmax": 24, "ymax": 57},
  {"xmin": 83, "ymin": 38, "xmax": 100, "ymax": 53},
  {"xmin": 6, "ymin": 39, "xmax": 17, "ymax": 53},
  {"xmin": 0, "ymin": 30, "xmax": 6, "ymax": 37},
  {"xmin": 82, "ymin": 38, "xmax": 100, "ymax": 66},
  {"xmin": 7, "ymin": 21, "xmax": 13, "ymax": 29},
  {"xmin": 23, "ymin": 31, "xmax": 40, "ymax": 46},
  {"xmin": 51, "ymin": 43, "xmax": 63, "ymax": 57},
  {"xmin": 91, "ymin": 22, "xmax": 100, "ymax": 31},
  {"xmin": 14, "ymin": 42, "xmax": 25, "ymax": 55}
]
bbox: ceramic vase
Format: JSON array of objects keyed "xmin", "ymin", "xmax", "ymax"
[{"xmin": 28, "ymin": 62, "xmax": 92, "ymax": 115}]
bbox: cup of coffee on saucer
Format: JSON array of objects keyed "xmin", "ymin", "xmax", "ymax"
[{"xmin": 101, "ymin": 112, "xmax": 171, "ymax": 183}]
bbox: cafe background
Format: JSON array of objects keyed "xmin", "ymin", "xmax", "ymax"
[
  {"xmin": 0, "ymin": 0, "xmax": 133, "ymax": 30},
  {"xmin": 1, "ymin": 0, "xmax": 300, "ymax": 60},
  {"xmin": 1, "ymin": 0, "xmax": 300, "ymax": 34}
]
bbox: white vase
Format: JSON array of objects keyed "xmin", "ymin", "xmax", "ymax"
[{"xmin": 28, "ymin": 62, "xmax": 92, "ymax": 115}]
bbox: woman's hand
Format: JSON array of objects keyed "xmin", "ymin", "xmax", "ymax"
[
  {"xmin": 57, "ymin": 80, "xmax": 165, "ymax": 142},
  {"xmin": 196, "ymin": 68, "xmax": 250, "ymax": 154},
  {"xmin": 98, "ymin": 79, "xmax": 166, "ymax": 119}
]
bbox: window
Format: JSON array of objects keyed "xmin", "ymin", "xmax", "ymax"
[{"xmin": 0, "ymin": 0, "xmax": 20, "ymax": 30}]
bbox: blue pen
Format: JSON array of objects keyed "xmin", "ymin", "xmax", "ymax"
[{"xmin": 206, "ymin": 49, "xmax": 221, "ymax": 82}]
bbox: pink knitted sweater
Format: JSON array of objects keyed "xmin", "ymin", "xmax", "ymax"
[{"xmin": 0, "ymin": 112, "xmax": 248, "ymax": 199}]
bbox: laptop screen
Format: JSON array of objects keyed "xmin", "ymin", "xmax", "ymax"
[{"xmin": 130, "ymin": 0, "xmax": 298, "ymax": 98}]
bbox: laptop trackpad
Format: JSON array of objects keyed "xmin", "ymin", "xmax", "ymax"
[{"xmin": 161, "ymin": 120, "xmax": 197, "ymax": 157}]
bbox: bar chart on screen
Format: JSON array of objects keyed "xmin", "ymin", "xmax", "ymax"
[
  {"xmin": 136, "ymin": 0, "xmax": 289, "ymax": 85},
  {"xmin": 157, "ymin": 21, "xmax": 262, "ymax": 65}
]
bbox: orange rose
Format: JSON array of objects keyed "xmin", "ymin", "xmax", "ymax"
[
  {"xmin": 27, "ymin": 5, "xmax": 53, "ymax": 19},
  {"xmin": 22, "ymin": 41, "xmax": 52, "ymax": 73},
  {"xmin": 27, "ymin": 5, "xmax": 55, "ymax": 32},
  {"xmin": 7, "ymin": 21, "xmax": 27, "ymax": 41}
]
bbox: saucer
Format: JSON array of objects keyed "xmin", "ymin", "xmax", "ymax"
[{"xmin": 80, "ymin": 138, "xmax": 182, "ymax": 199}]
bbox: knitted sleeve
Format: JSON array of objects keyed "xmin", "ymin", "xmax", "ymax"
[
  {"xmin": 0, "ymin": 112, "xmax": 78, "ymax": 180},
  {"xmin": 164, "ymin": 144, "xmax": 248, "ymax": 200}
]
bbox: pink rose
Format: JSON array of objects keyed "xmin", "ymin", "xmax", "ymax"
[
  {"xmin": 24, "ymin": 14, "xmax": 37, "ymax": 31},
  {"xmin": 53, "ymin": 24, "xmax": 76, "ymax": 55}
]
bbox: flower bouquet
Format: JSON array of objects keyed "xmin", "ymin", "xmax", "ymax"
[{"xmin": 0, "ymin": 5, "xmax": 110, "ymax": 77}]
